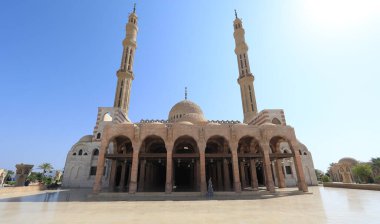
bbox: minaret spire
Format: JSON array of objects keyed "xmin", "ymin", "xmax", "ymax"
[
  {"xmin": 133, "ymin": 3, "xmax": 136, "ymax": 13},
  {"xmin": 185, "ymin": 87, "xmax": 188, "ymax": 100},
  {"xmin": 113, "ymin": 6, "xmax": 139, "ymax": 121},
  {"xmin": 233, "ymin": 13, "xmax": 258, "ymax": 123}
]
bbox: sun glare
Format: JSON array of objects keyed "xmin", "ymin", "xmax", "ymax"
[{"xmin": 303, "ymin": 0, "xmax": 380, "ymax": 30}]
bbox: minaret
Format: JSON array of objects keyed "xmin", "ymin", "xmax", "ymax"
[
  {"xmin": 233, "ymin": 10, "xmax": 258, "ymax": 123},
  {"xmin": 113, "ymin": 4, "xmax": 138, "ymax": 120}
]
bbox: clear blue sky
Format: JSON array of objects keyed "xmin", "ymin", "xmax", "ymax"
[{"xmin": 1, "ymin": 0, "xmax": 379, "ymax": 173}]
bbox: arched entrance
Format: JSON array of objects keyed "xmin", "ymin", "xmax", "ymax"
[
  {"xmin": 106, "ymin": 136, "xmax": 133, "ymax": 192},
  {"xmin": 173, "ymin": 136, "xmax": 199, "ymax": 192},
  {"xmin": 269, "ymin": 136, "xmax": 300, "ymax": 189},
  {"xmin": 138, "ymin": 135, "xmax": 167, "ymax": 192},
  {"xmin": 205, "ymin": 136, "xmax": 233, "ymax": 191},
  {"xmin": 238, "ymin": 136, "xmax": 264, "ymax": 191}
]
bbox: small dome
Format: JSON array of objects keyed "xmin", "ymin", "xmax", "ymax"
[
  {"xmin": 168, "ymin": 100, "xmax": 206, "ymax": 124},
  {"xmin": 78, "ymin": 135, "xmax": 93, "ymax": 143},
  {"xmin": 207, "ymin": 122, "xmax": 221, "ymax": 126},
  {"xmin": 177, "ymin": 121, "xmax": 194, "ymax": 126},
  {"xmin": 338, "ymin": 157, "xmax": 357, "ymax": 165}
]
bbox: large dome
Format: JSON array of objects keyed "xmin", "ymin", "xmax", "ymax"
[
  {"xmin": 168, "ymin": 100, "xmax": 206, "ymax": 124},
  {"xmin": 338, "ymin": 157, "xmax": 357, "ymax": 165}
]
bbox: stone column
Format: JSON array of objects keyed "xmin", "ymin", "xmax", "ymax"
[
  {"xmin": 239, "ymin": 161, "xmax": 247, "ymax": 189},
  {"xmin": 261, "ymin": 142, "xmax": 275, "ymax": 193},
  {"xmin": 199, "ymin": 142, "xmax": 207, "ymax": 194},
  {"xmin": 275, "ymin": 159, "xmax": 286, "ymax": 188},
  {"xmin": 217, "ymin": 161, "xmax": 223, "ymax": 191},
  {"xmin": 231, "ymin": 143, "xmax": 242, "ymax": 193},
  {"xmin": 196, "ymin": 160, "xmax": 200, "ymax": 191},
  {"xmin": 223, "ymin": 159, "xmax": 231, "ymax": 191},
  {"xmin": 165, "ymin": 147, "xmax": 173, "ymax": 193},
  {"xmin": 250, "ymin": 159, "xmax": 259, "ymax": 190},
  {"xmin": 138, "ymin": 159, "xmax": 146, "ymax": 192},
  {"xmin": 120, "ymin": 160, "xmax": 127, "ymax": 191},
  {"xmin": 128, "ymin": 144, "xmax": 140, "ymax": 194},
  {"xmin": 109, "ymin": 160, "xmax": 117, "ymax": 190},
  {"xmin": 93, "ymin": 141, "xmax": 107, "ymax": 193},
  {"xmin": 290, "ymin": 140, "xmax": 308, "ymax": 192}
]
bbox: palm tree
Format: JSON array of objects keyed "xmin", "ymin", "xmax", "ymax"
[{"xmin": 38, "ymin": 163, "xmax": 54, "ymax": 175}]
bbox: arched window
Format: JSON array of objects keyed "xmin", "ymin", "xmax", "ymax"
[
  {"xmin": 299, "ymin": 150, "xmax": 302, "ymax": 155},
  {"xmin": 84, "ymin": 152, "xmax": 88, "ymax": 155},
  {"xmin": 96, "ymin": 133, "xmax": 101, "ymax": 139},
  {"xmin": 103, "ymin": 112, "xmax": 112, "ymax": 121},
  {"xmin": 272, "ymin": 118, "xmax": 281, "ymax": 125},
  {"xmin": 93, "ymin": 149, "xmax": 99, "ymax": 156},
  {"xmin": 73, "ymin": 152, "xmax": 77, "ymax": 156},
  {"xmin": 303, "ymin": 152, "xmax": 308, "ymax": 156},
  {"xmin": 78, "ymin": 149, "xmax": 83, "ymax": 156}
]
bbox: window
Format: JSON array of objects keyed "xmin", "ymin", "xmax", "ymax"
[
  {"xmin": 78, "ymin": 149, "xmax": 83, "ymax": 156},
  {"xmin": 285, "ymin": 166, "xmax": 292, "ymax": 175},
  {"xmin": 84, "ymin": 153, "xmax": 88, "ymax": 155},
  {"xmin": 93, "ymin": 149, "xmax": 99, "ymax": 156},
  {"xmin": 90, "ymin": 167, "xmax": 97, "ymax": 176},
  {"xmin": 299, "ymin": 150, "xmax": 302, "ymax": 155},
  {"xmin": 73, "ymin": 152, "xmax": 76, "ymax": 156},
  {"xmin": 272, "ymin": 118, "xmax": 281, "ymax": 125},
  {"xmin": 96, "ymin": 133, "xmax": 101, "ymax": 139},
  {"xmin": 303, "ymin": 152, "xmax": 308, "ymax": 156}
]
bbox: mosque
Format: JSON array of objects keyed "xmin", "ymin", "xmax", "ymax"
[{"xmin": 62, "ymin": 6, "xmax": 318, "ymax": 194}]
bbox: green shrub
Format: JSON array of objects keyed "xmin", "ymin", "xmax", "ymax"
[
  {"xmin": 5, "ymin": 181, "xmax": 15, "ymax": 186},
  {"xmin": 375, "ymin": 176, "xmax": 380, "ymax": 184},
  {"xmin": 321, "ymin": 175, "xmax": 330, "ymax": 182}
]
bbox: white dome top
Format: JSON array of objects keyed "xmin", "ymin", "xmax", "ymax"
[
  {"xmin": 168, "ymin": 100, "xmax": 206, "ymax": 123},
  {"xmin": 338, "ymin": 157, "xmax": 357, "ymax": 165},
  {"xmin": 78, "ymin": 135, "xmax": 93, "ymax": 143}
]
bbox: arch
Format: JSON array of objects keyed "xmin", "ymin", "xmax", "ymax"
[
  {"xmin": 78, "ymin": 149, "xmax": 83, "ymax": 156},
  {"xmin": 106, "ymin": 135, "xmax": 134, "ymax": 192},
  {"xmin": 206, "ymin": 135, "xmax": 230, "ymax": 154},
  {"xmin": 238, "ymin": 136, "xmax": 262, "ymax": 154},
  {"xmin": 93, "ymin": 149, "xmax": 99, "ymax": 156},
  {"xmin": 72, "ymin": 152, "xmax": 77, "ymax": 156},
  {"xmin": 237, "ymin": 136, "xmax": 264, "ymax": 190},
  {"xmin": 173, "ymin": 135, "xmax": 200, "ymax": 192},
  {"xmin": 138, "ymin": 135, "xmax": 167, "ymax": 192},
  {"xmin": 141, "ymin": 135, "xmax": 167, "ymax": 153},
  {"xmin": 173, "ymin": 135, "xmax": 199, "ymax": 154},
  {"xmin": 269, "ymin": 136, "xmax": 293, "ymax": 153},
  {"xmin": 205, "ymin": 135, "xmax": 232, "ymax": 191},
  {"xmin": 96, "ymin": 133, "xmax": 101, "ymax": 139},
  {"xmin": 84, "ymin": 152, "xmax": 88, "ymax": 155},
  {"xmin": 303, "ymin": 152, "xmax": 307, "ymax": 156},
  {"xmin": 103, "ymin": 112, "xmax": 113, "ymax": 121},
  {"xmin": 272, "ymin": 118, "xmax": 281, "ymax": 125}
]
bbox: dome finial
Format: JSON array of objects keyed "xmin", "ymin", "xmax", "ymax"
[
  {"xmin": 185, "ymin": 87, "xmax": 188, "ymax": 100},
  {"xmin": 133, "ymin": 3, "xmax": 136, "ymax": 13},
  {"xmin": 235, "ymin": 9, "xmax": 238, "ymax": 19}
]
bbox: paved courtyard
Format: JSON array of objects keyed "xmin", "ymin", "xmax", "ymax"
[{"xmin": 0, "ymin": 186, "xmax": 379, "ymax": 224}]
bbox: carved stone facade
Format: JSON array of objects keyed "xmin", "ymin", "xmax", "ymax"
[{"xmin": 62, "ymin": 8, "xmax": 318, "ymax": 194}]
